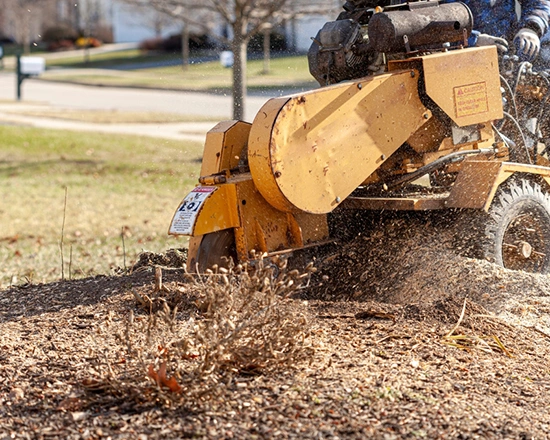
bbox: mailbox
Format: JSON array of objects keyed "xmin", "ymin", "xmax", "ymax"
[
  {"xmin": 20, "ymin": 56, "xmax": 45, "ymax": 76},
  {"xmin": 16, "ymin": 55, "xmax": 46, "ymax": 100},
  {"xmin": 220, "ymin": 51, "xmax": 234, "ymax": 68}
]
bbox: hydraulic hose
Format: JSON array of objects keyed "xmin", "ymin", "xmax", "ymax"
[{"xmin": 387, "ymin": 148, "xmax": 494, "ymax": 190}]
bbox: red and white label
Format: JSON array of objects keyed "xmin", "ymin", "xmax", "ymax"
[{"xmin": 169, "ymin": 186, "xmax": 217, "ymax": 235}]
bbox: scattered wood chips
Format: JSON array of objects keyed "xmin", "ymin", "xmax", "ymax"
[{"xmin": 2, "ymin": 213, "xmax": 550, "ymax": 438}]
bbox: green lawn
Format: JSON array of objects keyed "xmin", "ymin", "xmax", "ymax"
[
  {"xmin": 0, "ymin": 126, "xmax": 202, "ymax": 289},
  {"xmin": 45, "ymin": 49, "xmax": 180, "ymax": 68},
  {"xmin": 42, "ymin": 53, "xmax": 317, "ymax": 92}
]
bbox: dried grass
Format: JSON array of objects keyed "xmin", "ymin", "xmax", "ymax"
[
  {"xmin": 441, "ymin": 298, "xmax": 513, "ymax": 357},
  {"xmin": 91, "ymin": 257, "xmax": 316, "ymax": 404}
]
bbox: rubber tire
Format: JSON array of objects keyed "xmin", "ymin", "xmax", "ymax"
[
  {"xmin": 195, "ymin": 229, "xmax": 237, "ymax": 272},
  {"xmin": 482, "ymin": 179, "xmax": 550, "ymax": 274}
]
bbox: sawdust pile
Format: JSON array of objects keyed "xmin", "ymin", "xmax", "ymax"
[
  {"xmin": 309, "ymin": 210, "xmax": 550, "ymax": 330},
  {"xmin": 131, "ymin": 248, "xmax": 188, "ymax": 271}
]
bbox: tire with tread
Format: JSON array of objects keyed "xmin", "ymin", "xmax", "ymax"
[{"xmin": 479, "ymin": 179, "xmax": 550, "ymax": 273}]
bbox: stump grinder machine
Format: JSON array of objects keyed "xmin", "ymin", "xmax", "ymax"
[{"xmin": 169, "ymin": 0, "xmax": 550, "ymax": 274}]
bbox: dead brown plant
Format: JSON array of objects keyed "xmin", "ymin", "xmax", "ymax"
[
  {"xmin": 93, "ymin": 256, "xmax": 316, "ymax": 403},
  {"xmin": 441, "ymin": 298, "xmax": 514, "ymax": 357}
]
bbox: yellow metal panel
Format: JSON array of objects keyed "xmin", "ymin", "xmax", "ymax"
[
  {"xmin": 234, "ymin": 226, "xmax": 248, "ymax": 263},
  {"xmin": 192, "ymin": 184, "xmax": 240, "ymax": 236},
  {"xmin": 286, "ymin": 213, "xmax": 304, "ymax": 247},
  {"xmin": 200, "ymin": 129, "xmax": 224, "ymax": 177},
  {"xmin": 447, "ymin": 161, "xmax": 550, "ymax": 210},
  {"xmin": 247, "ymin": 97, "xmax": 293, "ymax": 212},
  {"xmin": 445, "ymin": 161, "xmax": 502, "ymax": 209},
  {"xmin": 236, "ymin": 178, "xmax": 299, "ymax": 255},
  {"xmin": 248, "ymin": 71, "xmax": 429, "ymax": 214},
  {"xmin": 422, "ymin": 47, "xmax": 503, "ymax": 127},
  {"xmin": 178, "ymin": 176, "xmax": 329, "ymax": 263},
  {"xmin": 200, "ymin": 120, "xmax": 251, "ymax": 176},
  {"xmin": 294, "ymin": 211, "xmax": 329, "ymax": 243},
  {"xmin": 234, "ymin": 177, "xmax": 329, "ymax": 259}
]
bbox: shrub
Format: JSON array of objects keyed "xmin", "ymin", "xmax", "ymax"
[
  {"xmin": 248, "ymin": 31, "xmax": 287, "ymax": 53},
  {"xmin": 42, "ymin": 25, "xmax": 78, "ymax": 43},
  {"xmin": 75, "ymin": 37, "xmax": 102, "ymax": 48},
  {"xmin": 47, "ymin": 39, "xmax": 75, "ymax": 52},
  {"xmin": 139, "ymin": 33, "xmax": 216, "ymax": 53},
  {"xmin": 92, "ymin": 257, "xmax": 315, "ymax": 404},
  {"xmin": 138, "ymin": 37, "xmax": 164, "ymax": 52}
]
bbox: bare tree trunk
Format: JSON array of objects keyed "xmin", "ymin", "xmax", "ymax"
[
  {"xmin": 83, "ymin": 6, "xmax": 91, "ymax": 64},
  {"xmin": 154, "ymin": 21, "xmax": 162, "ymax": 37},
  {"xmin": 290, "ymin": 16, "xmax": 297, "ymax": 53},
  {"xmin": 23, "ymin": 13, "xmax": 31, "ymax": 55},
  {"xmin": 232, "ymin": 31, "xmax": 247, "ymax": 120},
  {"xmin": 181, "ymin": 25, "xmax": 189, "ymax": 71},
  {"xmin": 262, "ymin": 26, "xmax": 271, "ymax": 74},
  {"xmin": 84, "ymin": 21, "xmax": 91, "ymax": 64}
]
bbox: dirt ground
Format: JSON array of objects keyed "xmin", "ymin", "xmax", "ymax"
[{"xmin": 2, "ymin": 214, "xmax": 550, "ymax": 439}]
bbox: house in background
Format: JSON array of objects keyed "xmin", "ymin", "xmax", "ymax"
[
  {"xmin": 0, "ymin": 0, "xmax": 339, "ymax": 53},
  {"xmin": 0, "ymin": 0, "xmax": 114, "ymax": 47},
  {"xmin": 111, "ymin": 2, "xmax": 182, "ymax": 43},
  {"xmin": 110, "ymin": 1, "xmax": 339, "ymax": 53}
]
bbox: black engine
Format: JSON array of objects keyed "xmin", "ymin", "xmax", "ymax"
[{"xmin": 308, "ymin": 0, "xmax": 473, "ymax": 86}]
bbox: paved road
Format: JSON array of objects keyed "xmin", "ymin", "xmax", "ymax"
[
  {"xmin": 0, "ymin": 72, "xmax": 270, "ymax": 121},
  {"xmin": 0, "ymin": 71, "xmax": 277, "ymax": 141}
]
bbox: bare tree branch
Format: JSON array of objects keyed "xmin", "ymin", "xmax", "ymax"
[{"xmin": 118, "ymin": 0, "xmax": 341, "ymax": 119}]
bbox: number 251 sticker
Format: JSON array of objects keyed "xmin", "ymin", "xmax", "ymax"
[{"xmin": 169, "ymin": 186, "xmax": 217, "ymax": 235}]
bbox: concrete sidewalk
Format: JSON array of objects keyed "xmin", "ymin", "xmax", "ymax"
[{"xmin": 0, "ymin": 103, "xmax": 215, "ymax": 142}]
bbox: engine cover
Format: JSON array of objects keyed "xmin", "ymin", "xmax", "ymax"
[
  {"xmin": 368, "ymin": 2, "xmax": 473, "ymax": 52},
  {"xmin": 308, "ymin": 19, "xmax": 370, "ymax": 86}
]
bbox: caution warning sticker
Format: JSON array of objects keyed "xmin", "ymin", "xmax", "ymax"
[
  {"xmin": 454, "ymin": 82, "xmax": 489, "ymax": 118},
  {"xmin": 169, "ymin": 186, "xmax": 217, "ymax": 235}
]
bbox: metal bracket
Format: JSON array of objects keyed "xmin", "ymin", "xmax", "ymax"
[
  {"xmin": 403, "ymin": 35, "xmax": 411, "ymax": 53},
  {"xmin": 310, "ymin": 36, "xmax": 323, "ymax": 50}
]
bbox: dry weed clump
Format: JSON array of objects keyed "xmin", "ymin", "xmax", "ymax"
[
  {"xmin": 93, "ymin": 257, "xmax": 316, "ymax": 404},
  {"xmin": 440, "ymin": 298, "xmax": 514, "ymax": 357}
]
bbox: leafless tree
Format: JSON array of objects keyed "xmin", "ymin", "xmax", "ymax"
[
  {"xmin": 117, "ymin": 0, "xmax": 215, "ymax": 73},
  {"xmin": 3, "ymin": 0, "xmax": 54, "ymax": 54},
  {"xmin": 120, "ymin": 0, "xmax": 338, "ymax": 120}
]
